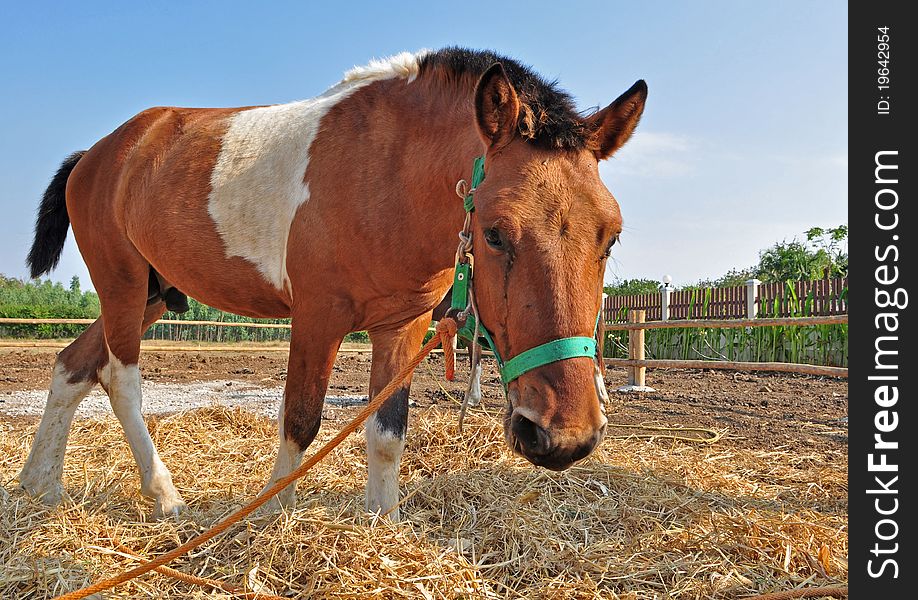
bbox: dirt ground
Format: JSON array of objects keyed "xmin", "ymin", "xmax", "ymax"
[{"xmin": 0, "ymin": 345, "xmax": 848, "ymax": 454}]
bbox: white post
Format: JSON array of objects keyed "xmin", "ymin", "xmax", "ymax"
[
  {"xmin": 746, "ymin": 279, "xmax": 761, "ymax": 318},
  {"xmin": 660, "ymin": 275, "xmax": 674, "ymax": 321}
]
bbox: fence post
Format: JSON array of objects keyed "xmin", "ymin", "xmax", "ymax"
[
  {"xmin": 629, "ymin": 310, "xmax": 646, "ymax": 386},
  {"xmin": 616, "ymin": 309, "xmax": 655, "ymax": 393},
  {"xmin": 660, "ymin": 277, "xmax": 674, "ymax": 321},
  {"xmin": 746, "ymin": 279, "xmax": 761, "ymax": 318}
]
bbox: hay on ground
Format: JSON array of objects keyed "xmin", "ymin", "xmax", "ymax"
[{"xmin": 1, "ymin": 402, "xmax": 847, "ymax": 599}]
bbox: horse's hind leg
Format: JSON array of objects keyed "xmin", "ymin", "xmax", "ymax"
[
  {"xmin": 99, "ymin": 291, "xmax": 186, "ymax": 519},
  {"xmin": 18, "ymin": 320, "xmax": 106, "ymax": 504},
  {"xmin": 18, "ymin": 301, "xmax": 178, "ymax": 516}
]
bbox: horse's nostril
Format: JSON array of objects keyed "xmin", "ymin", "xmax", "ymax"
[{"xmin": 511, "ymin": 412, "xmax": 552, "ymax": 456}]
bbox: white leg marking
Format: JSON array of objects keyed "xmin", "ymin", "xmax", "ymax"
[
  {"xmin": 107, "ymin": 352, "xmax": 185, "ymax": 518},
  {"xmin": 18, "ymin": 363, "xmax": 93, "ymax": 504},
  {"xmin": 260, "ymin": 396, "xmax": 304, "ymax": 510},
  {"xmin": 365, "ymin": 415, "xmax": 405, "ymax": 520},
  {"xmin": 465, "ymin": 362, "xmax": 482, "ymax": 407}
]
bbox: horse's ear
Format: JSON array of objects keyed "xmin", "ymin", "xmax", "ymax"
[
  {"xmin": 586, "ymin": 80, "xmax": 647, "ymax": 160},
  {"xmin": 474, "ymin": 63, "xmax": 520, "ymax": 150}
]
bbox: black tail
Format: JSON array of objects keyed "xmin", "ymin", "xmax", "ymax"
[{"xmin": 26, "ymin": 151, "xmax": 86, "ymax": 278}]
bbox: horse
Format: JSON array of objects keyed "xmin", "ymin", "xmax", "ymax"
[{"xmin": 19, "ymin": 48, "xmax": 646, "ymax": 520}]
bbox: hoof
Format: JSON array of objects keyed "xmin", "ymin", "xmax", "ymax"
[
  {"xmin": 18, "ymin": 469, "xmax": 65, "ymax": 506},
  {"xmin": 257, "ymin": 482, "xmax": 296, "ymax": 515},
  {"xmin": 19, "ymin": 479, "xmax": 65, "ymax": 506},
  {"xmin": 366, "ymin": 498, "xmax": 402, "ymax": 522},
  {"xmin": 152, "ymin": 494, "xmax": 188, "ymax": 520}
]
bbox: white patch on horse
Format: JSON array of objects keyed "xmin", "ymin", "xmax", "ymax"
[
  {"xmin": 365, "ymin": 414, "xmax": 405, "ymax": 520},
  {"xmin": 18, "ymin": 363, "xmax": 93, "ymax": 505},
  {"xmin": 106, "ymin": 352, "xmax": 186, "ymax": 518},
  {"xmin": 208, "ymin": 50, "xmax": 427, "ymax": 290}
]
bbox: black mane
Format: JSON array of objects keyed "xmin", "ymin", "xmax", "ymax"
[{"xmin": 418, "ymin": 48, "xmax": 590, "ymax": 151}]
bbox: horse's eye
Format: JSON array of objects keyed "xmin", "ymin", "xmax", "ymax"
[
  {"xmin": 484, "ymin": 228, "xmax": 504, "ymax": 250},
  {"xmin": 601, "ymin": 235, "xmax": 619, "ymax": 259}
]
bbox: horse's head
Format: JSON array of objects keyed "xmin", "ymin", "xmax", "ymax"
[{"xmin": 469, "ymin": 64, "xmax": 646, "ymax": 470}]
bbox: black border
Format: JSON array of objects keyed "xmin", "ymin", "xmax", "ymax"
[{"xmin": 849, "ymin": 4, "xmax": 915, "ymax": 596}]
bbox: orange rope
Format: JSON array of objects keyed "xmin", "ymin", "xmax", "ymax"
[
  {"xmin": 55, "ymin": 319, "xmax": 459, "ymax": 600},
  {"xmin": 112, "ymin": 543, "xmax": 284, "ymax": 600},
  {"xmin": 438, "ymin": 317, "xmax": 457, "ymax": 380},
  {"xmin": 743, "ymin": 585, "xmax": 847, "ymax": 599}
]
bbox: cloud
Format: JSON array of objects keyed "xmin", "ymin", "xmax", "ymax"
[{"xmin": 602, "ymin": 131, "xmax": 697, "ymax": 179}]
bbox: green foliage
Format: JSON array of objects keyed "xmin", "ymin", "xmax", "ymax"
[
  {"xmin": 603, "ymin": 278, "xmax": 661, "ymax": 296},
  {"xmin": 0, "ymin": 274, "xmax": 378, "ymax": 345},
  {"xmin": 344, "ymin": 331, "xmax": 369, "ymax": 343},
  {"xmin": 749, "ymin": 224, "xmax": 847, "ymax": 283},
  {"xmin": 1, "ymin": 275, "xmax": 101, "ymax": 338},
  {"xmin": 805, "ymin": 225, "xmax": 848, "ymax": 278},
  {"xmin": 689, "ymin": 224, "xmax": 848, "ymax": 288},
  {"xmin": 756, "ymin": 240, "xmax": 832, "ymax": 282},
  {"xmin": 690, "ymin": 267, "xmax": 757, "ymax": 290},
  {"xmin": 145, "ymin": 297, "xmax": 293, "ymax": 343}
]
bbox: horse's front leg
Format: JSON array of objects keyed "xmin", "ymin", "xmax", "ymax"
[{"xmin": 365, "ymin": 313, "xmax": 433, "ymax": 521}]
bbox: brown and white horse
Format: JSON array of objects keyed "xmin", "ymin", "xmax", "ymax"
[{"xmin": 20, "ymin": 48, "xmax": 646, "ymax": 519}]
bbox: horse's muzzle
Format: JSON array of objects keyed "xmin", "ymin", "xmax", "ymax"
[{"xmin": 505, "ymin": 404, "xmax": 608, "ymax": 471}]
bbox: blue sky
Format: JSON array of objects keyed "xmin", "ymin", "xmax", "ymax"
[{"xmin": 0, "ymin": 1, "xmax": 846, "ymax": 290}]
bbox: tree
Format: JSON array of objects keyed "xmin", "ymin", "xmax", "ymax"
[
  {"xmin": 755, "ymin": 225, "xmax": 847, "ymax": 282},
  {"xmin": 691, "ymin": 267, "xmax": 757, "ymax": 290},
  {"xmin": 604, "ymin": 278, "xmax": 661, "ymax": 296},
  {"xmin": 805, "ymin": 225, "xmax": 848, "ymax": 278}
]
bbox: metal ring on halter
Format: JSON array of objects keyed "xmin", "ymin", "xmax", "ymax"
[
  {"xmin": 455, "ymin": 231, "xmax": 473, "ymax": 265},
  {"xmin": 455, "ymin": 179, "xmax": 470, "ymax": 199}
]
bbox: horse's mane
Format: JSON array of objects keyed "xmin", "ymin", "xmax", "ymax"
[{"xmin": 418, "ymin": 47, "xmax": 591, "ymax": 151}]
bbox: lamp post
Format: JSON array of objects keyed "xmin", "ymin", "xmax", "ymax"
[{"xmin": 660, "ymin": 274, "xmax": 674, "ymax": 321}]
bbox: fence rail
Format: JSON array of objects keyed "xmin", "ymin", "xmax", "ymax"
[
  {"xmin": 608, "ymin": 310, "xmax": 848, "ymax": 385},
  {"xmin": 0, "ymin": 318, "xmax": 292, "ymax": 328},
  {"xmin": 605, "ymin": 314, "xmax": 847, "ymax": 331},
  {"xmin": 603, "ymin": 277, "xmax": 848, "ymax": 323},
  {"xmin": 606, "ymin": 357, "xmax": 847, "ymax": 378}
]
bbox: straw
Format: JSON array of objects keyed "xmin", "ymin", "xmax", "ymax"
[{"xmin": 2, "ymin": 402, "xmax": 847, "ymax": 598}]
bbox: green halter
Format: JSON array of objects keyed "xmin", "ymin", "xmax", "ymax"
[{"xmin": 449, "ymin": 155, "xmax": 599, "ymax": 390}]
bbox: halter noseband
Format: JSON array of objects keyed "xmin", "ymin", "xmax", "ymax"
[{"xmin": 448, "ymin": 155, "xmax": 600, "ymax": 391}]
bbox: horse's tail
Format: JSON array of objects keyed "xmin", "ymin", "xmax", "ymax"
[{"xmin": 26, "ymin": 151, "xmax": 86, "ymax": 278}]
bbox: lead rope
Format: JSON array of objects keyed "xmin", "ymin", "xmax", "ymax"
[
  {"xmin": 54, "ymin": 318, "xmax": 461, "ymax": 600},
  {"xmin": 109, "ymin": 542, "xmax": 284, "ymax": 600},
  {"xmin": 742, "ymin": 586, "xmax": 847, "ymax": 599},
  {"xmin": 457, "ymin": 285, "xmax": 483, "ymax": 432}
]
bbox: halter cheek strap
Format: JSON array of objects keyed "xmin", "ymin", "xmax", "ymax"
[{"xmin": 449, "ymin": 155, "xmax": 600, "ymax": 390}]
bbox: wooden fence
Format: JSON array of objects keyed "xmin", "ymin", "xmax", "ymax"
[
  {"xmin": 604, "ymin": 277, "xmax": 847, "ymax": 323},
  {"xmin": 607, "ymin": 310, "xmax": 848, "ymax": 384},
  {"xmin": 757, "ymin": 278, "xmax": 848, "ymax": 317},
  {"xmin": 0, "ymin": 318, "xmax": 460, "ymax": 355}
]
